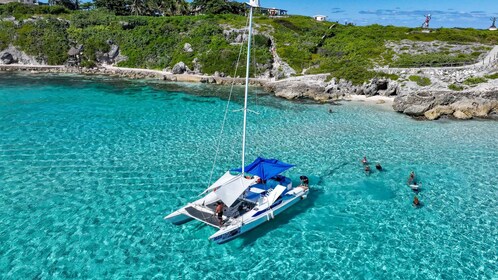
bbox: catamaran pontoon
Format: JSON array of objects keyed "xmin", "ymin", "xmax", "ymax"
[{"xmin": 165, "ymin": 158, "xmax": 309, "ymax": 244}]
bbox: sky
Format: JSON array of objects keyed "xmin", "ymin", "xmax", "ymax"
[{"xmin": 258, "ymin": 0, "xmax": 498, "ymax": 29}]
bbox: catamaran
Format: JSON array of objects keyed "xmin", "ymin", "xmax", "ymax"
[{"xmin": 164, "ymin": 0, "xmax": 309, "ymax": 244}]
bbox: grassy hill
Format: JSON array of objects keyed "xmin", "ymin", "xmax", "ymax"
[{"xmin": 1, "ymin": 4, "xmax": 498, "ymax": 84}]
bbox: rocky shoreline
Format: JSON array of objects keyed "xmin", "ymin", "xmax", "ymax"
[{"xmin": 1, "ymin": 64, "xmax": 498, "ymax": 120}]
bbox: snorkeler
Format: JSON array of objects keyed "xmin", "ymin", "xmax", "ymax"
[
  {"xmin": 375, "ymin": 163, "xmax": 382, "ymax": 171},
  {"xmin": 413, "ymin": 196, "xmax": 420, "ymax": 207},
  {"xmin": 364, "ymin": 165, "xmax": 371, "ymax": 175},
  {"xmin": 407, "ymin": 171, "xmax": 415, "ymax": 184},
  {"xmin": 362, "ymin": 156, "xmax": 368, "ymax": 165}
]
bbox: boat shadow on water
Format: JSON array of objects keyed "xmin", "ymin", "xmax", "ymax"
[{"xmin": 236, "ymin": 188, "xmax": 322, "ymax": 247}]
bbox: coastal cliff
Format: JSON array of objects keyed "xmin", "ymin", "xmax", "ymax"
[{"xmin": 1, "ymin": 6, "xmax": 498, "ymax": 120}]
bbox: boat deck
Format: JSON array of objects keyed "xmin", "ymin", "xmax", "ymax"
[{"xmin": 184, "ymin": 206, "xmax": 221, "ymax": 229}]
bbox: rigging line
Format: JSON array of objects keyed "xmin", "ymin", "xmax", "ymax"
[
  {"xmin": 206, "ymin": 14, "xmax": 251, "ymax": 190},
  {"xmin": 252, "ymin": 36, "xmax": 263, "ymax": 157},
  {"xmin": 252, "ymin": 22, "xmax": 259, "ymax": 108}
]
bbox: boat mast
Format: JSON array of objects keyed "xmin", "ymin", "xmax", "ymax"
[{"xmin": 242, "ymin": 0, "xmax": 259, "ymax": 175}]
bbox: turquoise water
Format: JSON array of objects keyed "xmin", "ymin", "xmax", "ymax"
[{"xmin": 0, "ymin": 73, "xmax": 497, "ymax": 279}]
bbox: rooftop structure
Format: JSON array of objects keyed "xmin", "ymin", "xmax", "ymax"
[{"xmin": 245, "ymin": 3, "xmax": 287, "ymax": 17}]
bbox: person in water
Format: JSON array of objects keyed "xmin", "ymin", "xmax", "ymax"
[
  {"xmin": 215, "ymin": 202, "xmax": 224, "ymax": 226},
  {"xmin": 362, "ymin": 156, "xmax": 368, "ymax": 165},
  {"xmin": 413, "ymin": 196, "xmax": 420, "ymax": 207},
  {"xmin": 375, "ymin": 163, "xmax": 382, "ymax": 171},
  {"xmin": 408, "ymin": 171, "xmax": 415, "ymax": 184},
  {"xmin": 364, "ymin": 165, "xmax": 371, "ymax": 175},
  {"xmin": 299, "ymin": 175, "xmax": 309, "ymax": 190},
  {"xmin": 411, "ymin": 182, "xmax": 420, "ymax": 193}
]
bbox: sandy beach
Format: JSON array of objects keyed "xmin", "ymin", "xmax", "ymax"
[{"xmin": 345, "ymin": 94, "xmax": 394, "ymax": 105}]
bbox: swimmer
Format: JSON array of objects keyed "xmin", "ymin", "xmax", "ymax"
[
  {"xmin": 361, "ymin": 156, "xmax": 368, "ymax": 165},
  {"xmin": 375, "ymin": 163, "xmax": 382, "ymax": 171},
  {"xmin": 364, "ymin": 165, "xmax": 371, "ymax": 175},
  {"xmin": 407, "ymin": 171, "xmax": 415, "ymax": 184},
  {"xmin": 413, "ymin": 196, "xmax": 420, "ymax": 207}
]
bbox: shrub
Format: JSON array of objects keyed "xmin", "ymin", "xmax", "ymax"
[
  {"xmin": 373, "ymin": 72, "xmax": 399, "ymax": 80},
  {"xmin": 463, "ymin": 77, "xmax": 487, "ymax": 85},
  {"xmin": 14, "ymin": 19, "xmax": 69, "ymax": 64},
  {"xmin": 0, "ymin": 21, "xmax": 15, "ymax": 50},
  {"xmin": 409, "ymin": 75, "xmax": 431, "ymax": 86},
  {"xmin": 391, "ymin": 52, "xmax": 482, "ymax": 68},
  {"xmin": 485, "ymin": 72, "xmax": 498, "ymax": 79},
  {"xmin": 448, "ymin": 84, "xmax": 464, "ymax": 91},
  {"xmin": 80, "ymin": 60, "xmax": 96, "ymax": 68},
  {"xmin": 0, "ymin": 2, "xmax": 70, "ymax": 19}
]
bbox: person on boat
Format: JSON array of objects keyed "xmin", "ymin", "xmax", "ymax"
[
  {"xmin": 361, "ymin": 156, "xmax": 368, "ymax": 165},
  {"xmin": 299, "ymin": 175, "xmax": 309, "ymax": 190},
  {"xmin": 407, "ymin": 171, "xmax": 415, "ymax": 184},
  {"xmin": 375, "ymin": 163, "xmax": 382, "ymax": 171},
  {"xmin": 364, "ymin": 165, "xmax": 371, "ymax": 175},
  {"xmin": 413, "ymin": 196, "xmax": 420, "ymax": 207},
  {"xmin": 215, "ymin": 202, "xmax": 224, "ymax": 226}
]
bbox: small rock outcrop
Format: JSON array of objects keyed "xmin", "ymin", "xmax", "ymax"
[
  {"xmin": 192, "ymin": 58, "xmax": 201, "ymax": 74},
  {"xmin": 265, "ymin": 75, "xmax": 400, "ymax": 102},
  {"xmin": 108, "ymin": 44, "xmax": 119, "ymax": 60},
  {"xmin": 183, "ymin": 43, "xmax": 193, "ymax": 53},
  {"xmin": 67, "ymin": 45, "xmax": 82, "ymax": 56},
  {"xmin": 172, "ymin": 61, "xmax": 190, "ymax": 74},
  {"xmin": 1, "ymin": 52, "xmax": 15, "ymax": 64},
  {"xmin": 395, "ymin": 90, "xmax": 498, "ymax": 120},
  {"xmin": 0, "ymin": 45, "xmax": 41, "ymax": 65},
  {"xmin": 95, "ymin": 41, "xmax": 122, "ymax": 65},
  {"xmin": 424, "ymin": 105, "xmax": 454, "ymax": 120}
]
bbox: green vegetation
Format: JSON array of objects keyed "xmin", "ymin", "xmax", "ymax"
[
  {"xmin": 409, "ymin": 75, "xmax": 431, "ymax": 86},
  {"xmin": 485, "ymin": 72, "xmax": 498, "ymax": 79},
  {"xmin": 1, "ymin": 3, "xmax": 498, "ymax": 83},
  {"xmin": 448, "ymin": 84, "xmax": 464, "ymax": 91},
  {"xmin": 1, "ymin": 18, "xmax": 69, "ymax": 64},
  {"xmin": 391, "ymin": 52, "xmax": 482, "ymax": 68},
  {"xmin": 92, "ymin": 0, "xmax": 238, "ymax": 16},
  {"xmin": 463, "ymin": 77, "xmax": 487, "ymax": 86},
  {"xmin": 373, "ymin": 72, "xmax": 399, "ymax": 80},
  {"xmin": 0, "ymin": 2, "xmax": 70, "ymax": 19}
]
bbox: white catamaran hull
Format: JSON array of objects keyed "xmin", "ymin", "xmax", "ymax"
[
  {"xmin": 164, "ymin": 191, "xmax": 219, "ymax": 225},
  {"xmin": 209, "ymin": 187, "xmax": 308, "ymax": 244},
  {"xmin": 165, "ymin": 209, "xmax": 193, "ymax": 225}
]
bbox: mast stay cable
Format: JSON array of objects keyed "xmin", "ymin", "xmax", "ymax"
[{"xmin": 206, "ymin": 14, "xmax": 251, "ymax": 190}]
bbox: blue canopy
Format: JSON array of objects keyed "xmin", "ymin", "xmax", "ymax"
[{"xmin": 232, "ymin": 157, "xmax": 295, "ymax": 180}]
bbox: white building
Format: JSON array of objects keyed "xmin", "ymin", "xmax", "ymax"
[{"xmin": 313, "ymin": 15, "xmax": 327, "ymax": 21}]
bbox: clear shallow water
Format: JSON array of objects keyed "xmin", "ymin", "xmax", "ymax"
[{"xmin": 0, "ymin": 73, "xmax": 497, "ymax": 279}]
